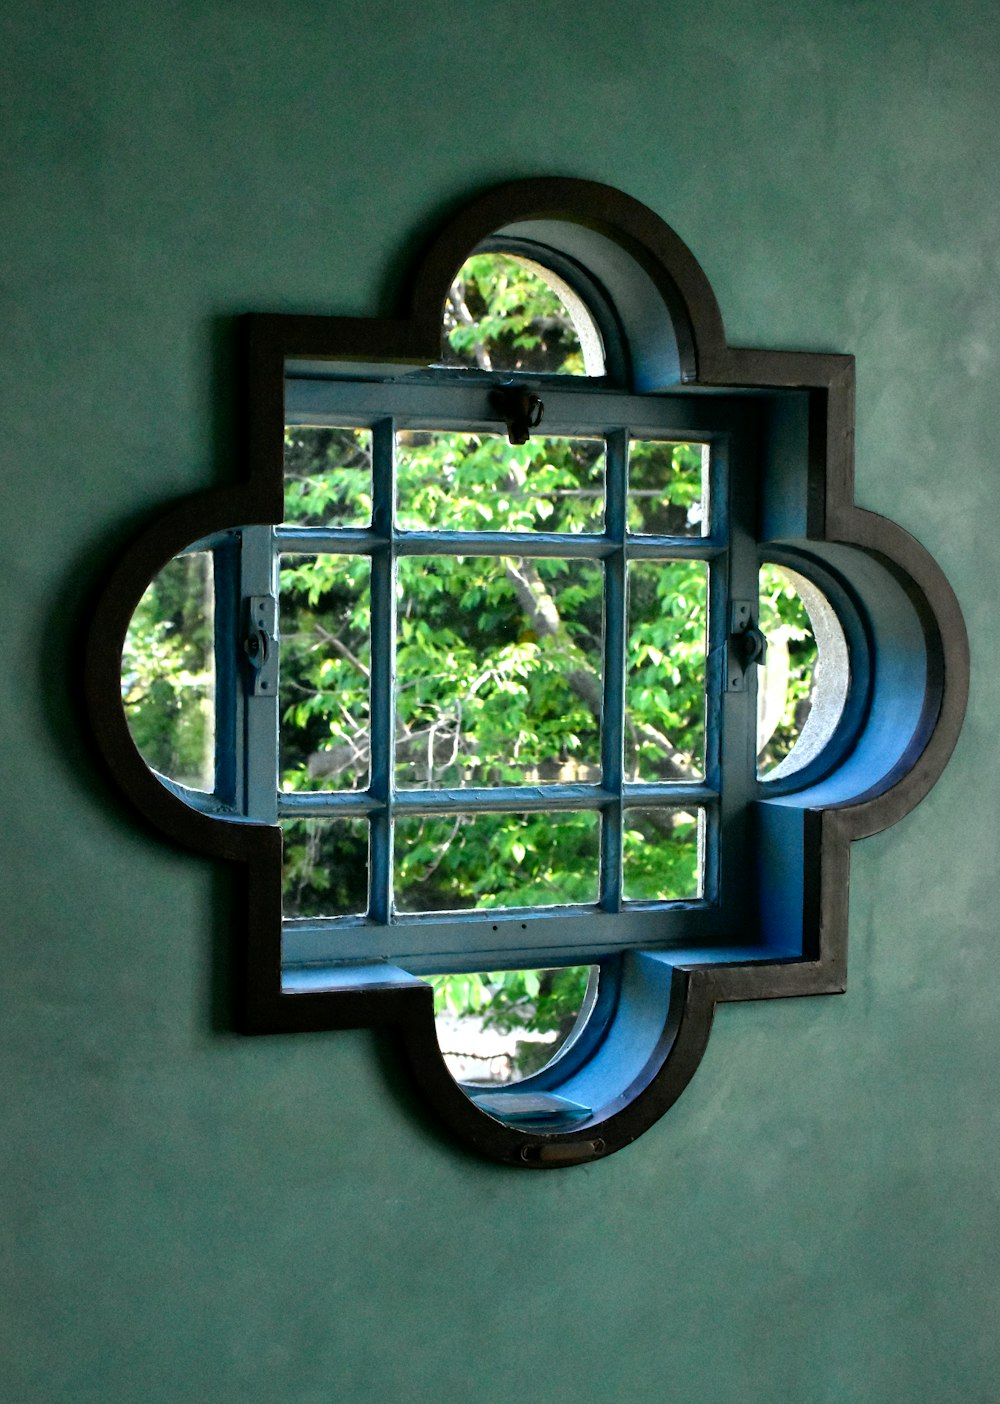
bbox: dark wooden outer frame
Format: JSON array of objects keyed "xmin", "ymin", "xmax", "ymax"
[{"xmin": 84, "ymin": 178, "xmax": 969, "ymax": 1168}]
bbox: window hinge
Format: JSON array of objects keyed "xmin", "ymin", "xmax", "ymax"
[
  {"xmin": 243, "ymin": 594, "xmax": 278, "ymax": 696},
  {"xmin": 727, "ymin": 600, "xmax": 767, "ymax": 692}
]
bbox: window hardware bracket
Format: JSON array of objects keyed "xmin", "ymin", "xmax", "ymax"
[
  {"xmin": 727, "ymin": 599, "xmax": 766, "ymax": 692},
  {"xmin": 243, "ymin": 594, "xmax": 278, "ymax": 696},
  {"xmin": 489, "ymin": 385, "xmax": 544, "ymax": 445}
]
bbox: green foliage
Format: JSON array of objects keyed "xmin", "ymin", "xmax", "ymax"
[
  {"xmin": 441, "ymin": 253, "xmax": 586, "ymax": 375},
  {"xmin": 757, "ymin": 565, "xmax": 818, "ymax": 770},
  {"xmin": 122, "ymin": 553, "xmax": 214, "ymax": 789},
  {"xmin": 283, "ymin": 427, "xmax": 371, "ymax": 527},
  {"xmin": 622, "ymin": 809, "xmax": 700, "ymax": 901},
  {"xmin": 626, "ymin": 558, "xmax": 706, "ymax": 779},
  {"xmin": 396, "ymin": 431, "xmax": 604, "ymax": 534},
  {"xmin": 628, "ymin": 440, "xmax": 706, "ymax": 535},
  {"xmin": 395, "ymin": 811, "xmax": 599, "ymax": 912},
  {"xmin": 430, "ymin": 964, "xmax": 593, "ymax": 1079},
  {"xmin": 281, "ymin": 817, "xmax": 368, "ymax": 919}
]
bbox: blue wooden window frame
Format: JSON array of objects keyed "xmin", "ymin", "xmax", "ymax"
[{"xmin": 181, "ymin": 371, "xmax": 777, "ymax": 982}]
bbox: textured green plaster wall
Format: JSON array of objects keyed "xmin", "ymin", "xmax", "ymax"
[{"xmin": 2, "ymin": 3, "xmax": 997, "ymax": 1400}]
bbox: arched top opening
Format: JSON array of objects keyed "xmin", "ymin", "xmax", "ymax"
[
  {"xmin": 439, "ymin": 251, "xmax": 606, "ymax": 377},
  {"xmin": 410, "ymin": 180, "xmax": 731, "ymax": 392}
]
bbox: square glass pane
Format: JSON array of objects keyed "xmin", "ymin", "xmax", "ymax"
[
  {"xmin": 626, "ymin": 560, "xmax": 707, "ymax": 782},
  {"xmin": 283, "ymin": 426, "xmax": 372, "ymax": 527},
  {"xmin": 394, "ymin": 811, "xmax": 600, "ymax": 912},
  {"xmin": 396, "ymin": 431, "xmax": 604, "ymax": 533},
  {"xmin": 279, "ymin": 554, "xmax": 371, "ymax": 791},
  {"xmin": 121, "ymin": 550, "xmax": 215, "ymax": 793},
  {"xmin": 622, "ymin": 808, "xmax": 703, "ymax": 901},
  {"xmin": 281, "ymin": 817, "xmax": 369, "ymax": 918},
  {"xmin": 628, "ymin": 439, "xmax": 708, "ymax": 536},
  {"xmin": 395, "ymin": 556, "xmax": 603, "ymax": 789}
]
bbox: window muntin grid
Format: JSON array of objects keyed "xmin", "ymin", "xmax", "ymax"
[{"xmin": 270, "ymin": 378, "xmax": 743, "ymax": 974}]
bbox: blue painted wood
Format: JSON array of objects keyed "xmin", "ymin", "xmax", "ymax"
[
  {"xmin": 285, "ymin": 375, "xmax": 743, "ymax": 440},
  {"xmin": 395, "ymin": 783, "xmax": 610, "ymax": 813},
  {"xmin": 716, "ymin": 420, "xmax": 762, "ymax": 916},
  {"xmin": 241, "ymin": 526, "xmax": 278, "ymax": 822},
  {"xmin": 280, "ymin": 962, "xmax": 427, "ymax": 994},
  {"xmin": 277, "ymin": 781, "xmax": 716, "ymax": 818},
  {"xmin": 273, "ymin": 525, "xmax": 724, "ymax": 560},
  {"xmin": 281, "ymin": 900, "xmax": 728, "ymax": 971},
  {"xmin": 279, "ymin": 791, "xmax": 384, "ymax": 818},
  {"xmin": 600, "ymin": 428, "xmax": 627, "ymax": 913},
  {"xmin": 367, "ymin": 418, "xmax": 395, "ymax": 923}
]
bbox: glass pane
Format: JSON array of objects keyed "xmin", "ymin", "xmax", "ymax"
[
  {"xmin": 431, "ymin": 965, "xmax": 596, "ymax": 1085},
  {"xmin": 393, "ymin": 811, "xmax": 600, "ymax": 912},
  {"xmin": 439, "ymin": 252, "xmax": 604, "ymax": 376},
  {"xmin": 628, "ymin": 439, "xmax": 708, "ymax": 536},
  {"xmin": 278, "ymin": 554, "xmax": 371, "ymax": 792},
  {"xmin": 122, "ymin": 551, "xmax": 215, "ymax": 792},
  {"xmin": 396, "ymin": 431, "xmax": 604, "ymax": 534},
  {"xmin": 283, "ymin": 426, "xmax": 372, "ymax": 527},
  {"xmin": 622, "ymin": 808, "xmax": 703, "ymax": 901},
  {"xmin": 758, "ymin": 564, "xmax": 849, "ymax": 779},
  {"xmin": 626, "ymin": 560, "xmax": 707, "ymax": 782},
  {"xmin": 281, "ymin": 817, "xmax": 369, "ymax": 919},
  {"xmin": 395, "ymin": 556, "xmax": 603, "ymax": 789}
]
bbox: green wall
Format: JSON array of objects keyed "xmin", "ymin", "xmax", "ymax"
[{"xmin": 2, "ymin": 3, "xmax": 997, "ymax": 1400}]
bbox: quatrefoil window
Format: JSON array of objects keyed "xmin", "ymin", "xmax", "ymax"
[{"xmin": 86, "ymin": 179, "xmax": 967, "ymax": 1167}]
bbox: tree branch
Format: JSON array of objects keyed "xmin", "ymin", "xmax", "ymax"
[{"xmin": 447, "ymin": 280, "xmax": 493, "ymax": 372}]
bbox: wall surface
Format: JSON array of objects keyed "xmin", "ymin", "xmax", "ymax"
[{"xmin": 2, "ymin": 3, "xmax": 997, "ymax": 1401}]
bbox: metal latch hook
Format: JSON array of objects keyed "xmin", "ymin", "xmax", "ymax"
[
  {"xmin": 490, "ymin": 386, "xmax": 544, "ymax": 445},
  {"xmin": 243, "ymin": 594, "xmax": 278, "ymax": 696},
  {"xmin": 727, "ymin": 600, "xmax": 767, "ymax": 692}
]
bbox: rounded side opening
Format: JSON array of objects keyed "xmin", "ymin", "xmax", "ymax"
[
  {"xmin": 431, "ymin": 965, "xmax": 599, "ymax": 1088},
  {"xmin": 757, "ymin": 563, "xmax": 850, "ymax": 781},
  {"xmin": 121, "ymin": 549, "xmax": 216, "ymax": 794}
]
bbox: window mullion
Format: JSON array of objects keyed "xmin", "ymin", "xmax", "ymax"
[
  {"xmin": 241, "ymin": 524, "xmax": 278, "ymax": 822},
  {"xmin": 367, "ymin": 417, "xmax": 396, "ymax": 923},
  {"xmin": 716, "ymin": 425, "xmax": 760, "ymax": 915},
  {"xmin": 600, "ymin": 428, "xmax": 628, "ymax": 912}
]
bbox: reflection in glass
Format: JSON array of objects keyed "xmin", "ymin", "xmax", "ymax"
[
  {"xmin": 279, "ymin": 554, "xmax": 371, "ymax": 791},
  {"xmin": 393, "ymin": 811, "xmax": 600, "ymax": 912},
  {"xmin": 283, "ymin": 426, "xmax": 372, "ymax": 527},
  {"xmin": 281, "ymin": 817, "xmax": 369, "ymax": 919},
  {"xmin": 626, "ymin": 561, "xmax": 707, "ymax": 782},
  {"xmin": 396, "ymin": 431, "xmax": 604, "ymax": 534},
  {"xmin": 628, "ymin": 440, "xmax": 708, "ymax": 536},
  {"xmin": 758, "ymin": 565, "xmax": 849, "ymax": 779},
  {"xmin": 622, "ymin": 808, "xmax": 703, "ymax": 901},
  {"xmin": 395, "ymin": 556, "xmax": 603, "ymax": 789},
  {"xmin": 122, "ymin": 551, "xmax": 215, "ymax": 792},
  {"xmin": 431, "ymin": 965, "xmax": 597, "ymax": 1085}
]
